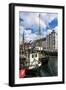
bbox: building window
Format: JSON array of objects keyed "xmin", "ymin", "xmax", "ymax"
[
  {"xmin": 35, "ymin": 54, "xmax": 37, "ymax": 57},
  {"xmin": 32, "ymin": 54, "xmax": 34, "ymax": 58}
]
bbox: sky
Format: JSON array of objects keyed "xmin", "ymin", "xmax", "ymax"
[{"xmin": 19, "ymin": 12, "xmax": 58, "ymax": 43}]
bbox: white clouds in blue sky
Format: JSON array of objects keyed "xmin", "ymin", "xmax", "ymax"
[{"xmin": 19, "ymin": 12, "xmax": 58, "ymax": 43}]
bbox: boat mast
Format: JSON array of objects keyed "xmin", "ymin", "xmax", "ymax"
[
  {"xmin": 39, "ymin": 13, "xmax": 41, "ymax": 54},
  {"xmin": 22, "ymin": 31, "xmax": 25, "ymax": 53}
]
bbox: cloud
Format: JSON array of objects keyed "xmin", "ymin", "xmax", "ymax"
[
  {"xmin": 47, "ymin": 29, "xmax": 52, "ymax": 35},
  {"xmin": 54, "ymin": 26, "xmax": 58, "ymax": 34},
  {"xmin": 19, "ymin": 12, "xmax": 58, "ymax": 43},
  {"xmin": 19, "ymin": 12, "xmax": 47, "ymax": 31},
  {"xmin": 25, "ymin": 33, "xmax": 38, "ymax": 42},
  {"xmin": 19, "ymin": 25, "xmax": 38, "ymax": 43},
  {"xmin": 40, "ymin": 13, "xmax": 57, "ymax": 24},
  {"xmin": 54, "ymin": 26, "xmax": 58, "ymax": 30},
  {"xmin": 40, "ymin": 13, "xmax": 58, "ymax": 30}
]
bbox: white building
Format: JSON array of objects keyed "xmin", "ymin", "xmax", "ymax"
[
  {"xmin": 35, "ymin": 30, "xmax": 58, "ymax": 51},
  {"xmin": 46, "ymin": 30, "xmax": 58, "ymax": 50}
]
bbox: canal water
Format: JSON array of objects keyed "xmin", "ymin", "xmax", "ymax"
[
  {"xmin": 25, "ymin": 56, "xmax": 58, "ymax": 77},
  {"xmin": 39, "ymin": 56, "xmax": 58, "ymax": 77}
]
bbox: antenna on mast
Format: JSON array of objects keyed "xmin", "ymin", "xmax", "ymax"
[{"xmin": 39, "ymin": 13, "xmax": 41, "ymax": 52}]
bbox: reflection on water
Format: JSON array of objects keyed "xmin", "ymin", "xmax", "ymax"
[{"xmin": 24, "ymin": 56, "xmax": 58, "ymax": 77}]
